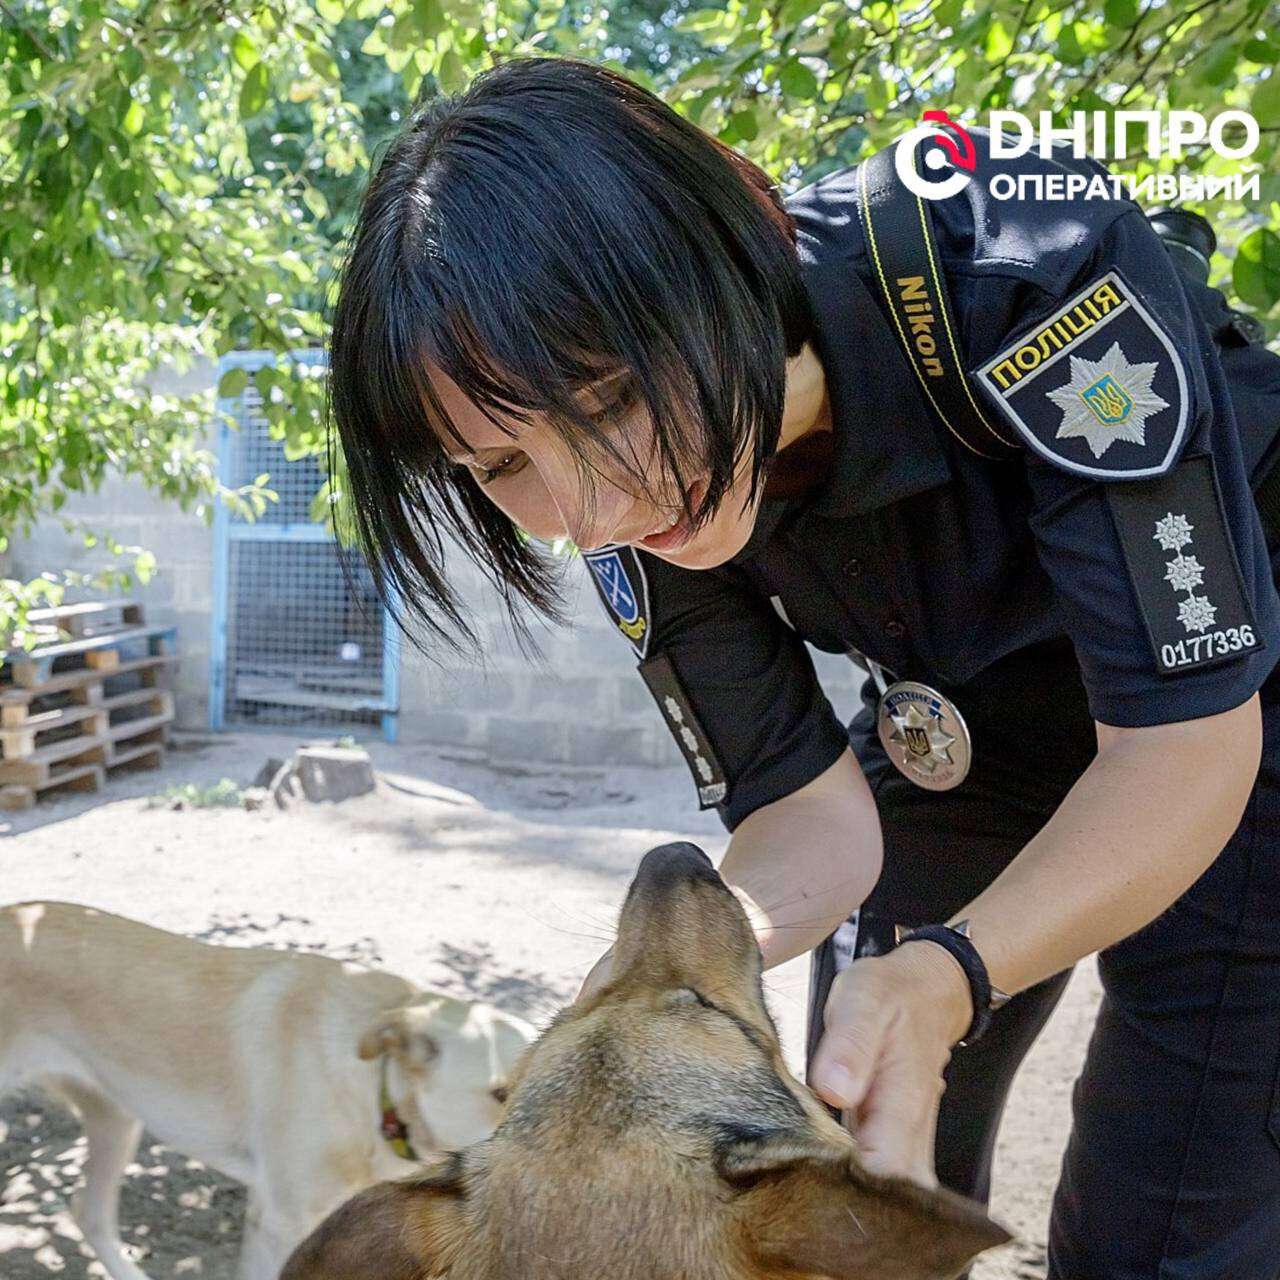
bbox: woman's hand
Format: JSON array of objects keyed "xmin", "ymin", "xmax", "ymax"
[
  {"xmin": 809, "ymin": 940, "xmax": 975, "ymax": 1187},
  {"xmin": 575, "ymin": 945, "xmax": 615, "ymax": 1003}
]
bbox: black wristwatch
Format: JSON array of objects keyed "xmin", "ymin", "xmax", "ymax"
[{"xmin": 894, "ymin": 920, "xmax": 1012, "ymax": 1047}]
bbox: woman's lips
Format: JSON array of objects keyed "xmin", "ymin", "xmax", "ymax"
[{"xmin": 638, "ymin": 479, "xmax": 706, "ymax": 552}]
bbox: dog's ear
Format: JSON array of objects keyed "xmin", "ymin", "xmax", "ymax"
[
  {"xmin": 357, "ymin": 1006, "xmax": 441, "ymax": 1068},
  {"xmin": 281, "ymin": 1152, "xmax": 468, "ymax": 1280},
  {"xmin": 720, "ymin": 1136, "xmax": 1011, "ymax": 1280}
]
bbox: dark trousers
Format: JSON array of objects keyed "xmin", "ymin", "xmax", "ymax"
[{"xmin": 806, "ymin": 641, "xmax": 1280, "ymax": 1279}]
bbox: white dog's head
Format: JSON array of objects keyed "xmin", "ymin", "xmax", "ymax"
[{"xmin": 358, "ymin": 996, "xmax": 535, "ymax": 1151}]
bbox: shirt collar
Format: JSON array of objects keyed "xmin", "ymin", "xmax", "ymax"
[{"xmin": 795, "ymin": 223, "xmax": 952, "ymax": 519}]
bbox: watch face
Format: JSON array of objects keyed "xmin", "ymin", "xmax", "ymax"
[{"xmin": 876, "ymin": 680, "xmax": 972, "ymax": 791}]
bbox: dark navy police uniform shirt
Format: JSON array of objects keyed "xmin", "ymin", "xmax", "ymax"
[{"xmin": 583, "ymin": 134, "xmax": 1280, "ymax": 832}]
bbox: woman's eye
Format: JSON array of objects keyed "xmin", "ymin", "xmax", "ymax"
[
  {"xmin": 477, "ymin": 453, "xmax": 522, "ymax": 485},
  {"xmin": 585, "ymin": 386, "xmax": 637, "ymax": 425}
]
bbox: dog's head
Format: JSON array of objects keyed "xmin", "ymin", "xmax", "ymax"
[
  {"xmin": 288, "ymin": 842, "xmax": 1010, "ymax": 1280},
  {"xmin": 358, "ymin": 996, "xmax": 535, "ymax": 1151}
]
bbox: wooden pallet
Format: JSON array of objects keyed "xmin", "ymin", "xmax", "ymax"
[
  {"xmin": 0, "ymin": 733, "xmax": 108, "ymax": 787},
  {"xmin": 0, "ymin": 761, "xmax": 104, "ymax": 812},
  {"xmin": 17, "ymin": 600, "xmax": 145, "ymax": 645},
  {"xmin": 0, "ymin": 703, "xmax": 110, "ymax": 760},
  {"xmin": 2, "ymin": 625, "xmax": 176, "ymax": 689},
  {"xmin": 0, "ymin": 706, "xmax": 173, "ymax": 803},
  {"xmin": 0, "ymin": 653, "xmax": 179, "ymax": 725},
  {"xmin": 0, "ymin": 601, "xmax": 178, "ymax": 806}
]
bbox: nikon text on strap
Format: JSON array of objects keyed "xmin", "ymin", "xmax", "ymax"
[{"xmin": 856, "ymin": 145, "xmax": 1021, "ymax": 461}]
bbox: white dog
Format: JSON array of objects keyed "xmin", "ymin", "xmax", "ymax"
[{"xmin": 0, "ymin": 901, "xmax": 536, "ymax": 1280}]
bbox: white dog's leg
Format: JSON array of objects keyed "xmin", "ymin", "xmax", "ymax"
[
  {"xmin": 237, "ymin": 1195, "xmax": 309, "ymax": 1280},
  {"xmin": 61, "ymin": 1085, "xmax": 151, "ymax": 1280}
]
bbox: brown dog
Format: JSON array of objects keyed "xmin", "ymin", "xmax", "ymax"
[{"xmin": 281, "ymin": 842, "xmax": 1011, "ymax": 1280}]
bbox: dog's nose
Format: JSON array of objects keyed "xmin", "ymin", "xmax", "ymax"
[{"xmin": 634, "ymin": 842, "xmax": 720, "ymax": 895}]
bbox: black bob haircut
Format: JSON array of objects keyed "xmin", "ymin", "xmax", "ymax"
[{"xmin": 329, "ymin": 54, "xmax": 815, "ymax": 655}]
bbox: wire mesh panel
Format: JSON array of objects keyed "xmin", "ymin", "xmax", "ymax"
[
  {"xmin": 223, "ymin": 380, "xmax": 329, "ymax": 525},
  {"xmin": 224, "ymin": 540, "xmax": 386, "ymax": 730},
  {"xmin": 211, "ymin": 352, "xmax": 398, "ymax": 738}
]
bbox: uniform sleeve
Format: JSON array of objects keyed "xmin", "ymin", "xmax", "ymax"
[
  {"xmin": 996, "ymin": 209, "xmax": 1280, "ymax": 726},
  {"xmin": 579, "ymin": 546, "xmax": 850, "ymax": 830}
]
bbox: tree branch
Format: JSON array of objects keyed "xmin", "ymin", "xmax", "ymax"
[{"xmin": 0, "ymin": 1, "xmax": 56, "ymax": 60}]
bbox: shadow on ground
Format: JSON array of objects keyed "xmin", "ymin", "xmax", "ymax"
[{"xmin": 0, "ymin": 1093, "xmax": 244, "ymax": 1279}]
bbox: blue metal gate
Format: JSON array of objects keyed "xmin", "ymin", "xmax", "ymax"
[{"xmin": 209, "ymin": 351, "xmax": 399, "ymax": 741}]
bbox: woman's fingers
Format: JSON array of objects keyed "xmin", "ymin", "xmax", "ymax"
[
  {"xmin": 810, "ymin": 951, "xmax": 959, "ymax": 1187},
  {"xmin": 848, "ymin": 1063, "xmax": 944, "ymax": 1186},
  {"xmin": 810, "ymin": 964, "xmax": 890, "ymax": 1110}
]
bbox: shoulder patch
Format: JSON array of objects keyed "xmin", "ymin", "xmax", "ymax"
[
  {"xmin": 638, "ymin": 652, "xmax": 728, "ymax": 810},
  {"xmin": 973, "ymin": 270, "xmax": 1191, "ymax": 480},
  {"xmin": 582, "ymin": 545, "xmax": 650, "ymax": 658},
  {"xmin": 1106, "ymin": 455, "xmax": 1262, "ymax": 675}
]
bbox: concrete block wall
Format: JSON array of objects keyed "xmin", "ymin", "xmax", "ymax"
[
  {"xmin": 3, "ymin": 357, "xmax": 218, "ymax": 732},
  {"xmin": 395, "ymin": 548, "xmax": 867, "ymax": 768},
  {"xmin": 4, "ymin": 349, "xmax": 867, "ymax": 766}
]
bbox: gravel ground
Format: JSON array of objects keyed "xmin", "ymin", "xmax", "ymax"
[{"xmin": 0, "ymin": 729, "xmax": 1100, "ymax": 1278}]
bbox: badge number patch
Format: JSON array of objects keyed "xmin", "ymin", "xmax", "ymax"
[
  {"xmin": 1107, "ymin": 455, "xmax": 1261, "ymax": 675},
  {"xmin": 583, "ymin": 546, "xmax": 650, "ymax": 658},
  {"xmin": 638, "ymin": 652, "xmax": 728, "ymax": 810},
  {"xmin": 973, "ymin": 271, "xmax": 1190, "ymax": 480}
]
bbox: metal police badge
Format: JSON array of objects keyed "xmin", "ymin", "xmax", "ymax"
[
  {"xmin": 876, "ymin": 680, "xmax": 972, "ymax": 791},
  {"xmin": 582, "ymin": 545, "xmax": 650, "ymax": 658},
  {"xmin": 973, "ymin": 271, "xmax": 1190, "ymax": 480}
]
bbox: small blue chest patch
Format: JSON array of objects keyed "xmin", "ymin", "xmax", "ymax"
[{"xmin": 583, "ymin": 546, "xmax": 650, "ymax": 658}]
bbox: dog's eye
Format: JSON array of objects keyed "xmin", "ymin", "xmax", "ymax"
[
  {"xmin": 668, "ymin": 987, "xmax": 713, "ymax": 1010},
  {"xmin": 490, "ymin": 1085, "xmax": 510, "ymax": 1105}
]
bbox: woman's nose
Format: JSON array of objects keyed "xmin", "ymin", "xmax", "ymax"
[{"xmin": 544, "ymin": 465, "xmax": 634, "ymax": 551}]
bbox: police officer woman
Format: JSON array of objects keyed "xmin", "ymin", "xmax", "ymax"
[{"xmin": 328, "ymin": 56, "xmax": 1280, "ymax": 1278}]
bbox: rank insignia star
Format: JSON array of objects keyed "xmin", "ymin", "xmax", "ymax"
[
  {"xmin": 1046, "ymin": 342, "xmax": 1168, "ymax": 460},
  {"xmin": 1153, "ymin": 511, "xmax": 1194, "ymax": 552},
  {"xmin": 1105, "ymin": 456, "xmax": 1262, "ymax": 676},
  {"xmin": 1177, "ymin": 593, "xmax": 1218, "ymax": 634},
  {"xmin": 1163, "ymin": 554, "xmax": 1205, "ymax": 593}
]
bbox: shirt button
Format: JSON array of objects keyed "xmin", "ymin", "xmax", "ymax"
[
  {"xmin": 885, "ymin": 619, "xmax": 906, "ymax": 638},
  {"xmin": 842, "ymin": 557, "xmax": 863, "ymax": 578}
]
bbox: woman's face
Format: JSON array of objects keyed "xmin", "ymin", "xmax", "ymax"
[{"xmin": 427, "ymin": 363, "xmax": 766, "ymax": 570}]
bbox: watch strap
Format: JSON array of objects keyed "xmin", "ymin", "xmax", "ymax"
[{"xmin": 895, "ymin": 920, "xmax": 1008, "ymax": 1047}]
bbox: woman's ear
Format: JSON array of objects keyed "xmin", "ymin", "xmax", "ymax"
[
  {"xmin": 281, "ymin": 1154, "xmax": 469, "ymax": 1280},
  {"xmin": 721, "ymin": 1135, "xmax": 1011, "ymax": 1280}
]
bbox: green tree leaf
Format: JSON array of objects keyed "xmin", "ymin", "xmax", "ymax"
[
  {"xmin": 231, "ymin": 31, "xmax": 258, "ymax": 72},
  {"xmin": 1104, "ymin": 0, "xmax": 1139, "ymax": 26},
  {"xmin": 303, "ymin": 185, "xmax": 329, "ymax": 219},
  {"xmin": 218, "ymin": 368, "xmax": 249, "ymax": 399},
  {"xmin": 1254, "ymin": 73, "xmax": 1280, "ymax": 127},
  {"xmin": 122, "ymin": 97, "xmax": 145, "ymax": 135},
  {"xmin": 413, "ymin": 0, "xmax": 447, "ymax": 37},
  {"xmin": 779, "ymin": 59, "xmax": 818, "ymax": 99},
  {"xmin": 1234, "ymin": 228, "xmax": 1280, "ymax": 310},
  {"xmin": 437, "ymin": 48, "xmax": 467, "ymax": 93},
  {"xmin": 724, "ymin": 107, "xmax": 759, "ymax": 142},
  {"xmin": 239, "ymin": 62, "xmax": 271, "ymax": 120}
]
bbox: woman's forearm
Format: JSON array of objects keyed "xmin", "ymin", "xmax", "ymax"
[
  {"xmin": 953, "ymin": 695, "xmax": 1263, "ymax": 1000},
  {"xmin": 719, "ymin": 748, "xmax": 883, "ymax": 970}
]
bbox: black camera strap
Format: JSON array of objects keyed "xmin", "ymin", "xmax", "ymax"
[{"xmin": 855, "ymin": 144, "xmax": 1021, "ymax": 461}]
